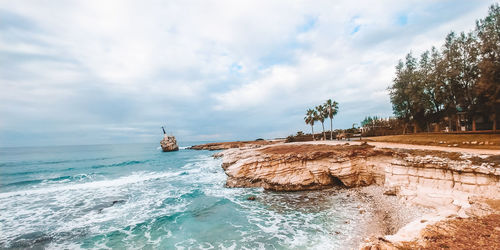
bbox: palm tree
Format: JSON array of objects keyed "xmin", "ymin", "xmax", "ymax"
[
  {"xmin": 325, "ymin": 99, "xmax": 339, "ymax": 140},
  {"xmin": 304, "ymin": 109, "xmax": 317, "ymax": 141},
  {"xmin": 315, "ymin": 105, "xmax": 327, "ymax": 140}
]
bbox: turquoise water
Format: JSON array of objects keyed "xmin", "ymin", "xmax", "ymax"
[{"xmin": 0, "ymin": 143, "xmax": 399, "ymax": 249}]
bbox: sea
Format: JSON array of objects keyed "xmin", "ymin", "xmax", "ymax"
[{"xmin": 0, "ymin": 143, "xmax": 421, "ymax": 249}]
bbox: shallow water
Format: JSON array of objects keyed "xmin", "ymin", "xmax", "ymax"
[{"xmin": 0, "ymin": 143, "xmax": 423, "ymax": 249}]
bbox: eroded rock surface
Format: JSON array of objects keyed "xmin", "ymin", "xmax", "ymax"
[
  {"xmin": 384, "ymin": 149, "xmax": 500, "ymax": 215},
  {"xmin": 219, "ymin": 143, "xmax": 499, "ymax": 206},
  {"xmin": 220, "ymin": 144, "xmax": 392, "ymax": 191},
  {"xmin": 216, "ymin": 142, "xmax": 500, "ymax": 248}
]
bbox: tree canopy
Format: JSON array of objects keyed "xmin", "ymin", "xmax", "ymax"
[{"xmin": 388, "ymin": 4, "xmax": 500, "ymax": 132}]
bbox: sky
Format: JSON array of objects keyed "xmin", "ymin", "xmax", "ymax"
[{"xmin": 0, "ymin": 0, "xmax": 497, "ymax": 147}]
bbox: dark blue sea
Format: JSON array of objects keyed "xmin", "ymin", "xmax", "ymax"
[{"xmin": 0, "ymin": 143, "xmax": 417, "ymax": 249}]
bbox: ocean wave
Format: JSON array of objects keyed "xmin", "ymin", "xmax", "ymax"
[
  {"xmin": 157, "ymin": 146, "xmax": 187, "ymax": 150},
  {"xmin": 0, "ymin": 171, "xmax": 180, "ymax": 199},
  {"xmin": 1, "ymin": 173, "xmax": 97, "ymax": 188},
  {"xmin": 0, "ymin": 146, "xmax": 227, "ymax": 249},
  {"xmin": 90, "ymin": 160, "xmax": 149, "ymax": 169},
  {"xmin": 0, "ymin": 157, "xmax": 111, "ymax": 168},
  {"xmin": 2, "ymin": 159, "xmax": 148, "ymax": 177},
  {"xmin": 0, "ymin": 149, "xmax": 284, "ymax": 249},
  {"xmin": 0, "ymin": 168, "xmax": 77, "ymax": 177}
]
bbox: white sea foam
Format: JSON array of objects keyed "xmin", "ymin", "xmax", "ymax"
[
  {"xmin": 0, "ymin": 152, "xmax": 228, "ymax": 248},
  {"xmin": 0, "ymin": 147, "xmax": 429, "ymax": 249},
  {"xmin": 0, "ymin": 171, "xmax": 180, "ymax": 198},
  {"xmin": 0, "ymin": 170, "xmax": 191, "ymax": 246}
]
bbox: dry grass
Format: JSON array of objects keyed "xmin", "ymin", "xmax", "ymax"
[
  {"xmin": 363, "ymin": 133, "xmax": 500, "ymax": 150},
  {"xmin": 256, "ymin": 144, "xmax": 394, "ymax": 161},
  {"xmin": 259, "ymin": 143, "xmax": 373, "ymax": 155},
  {"xmin": 400, "ymin": 213, "xmax": 500, "ymax": 250}
]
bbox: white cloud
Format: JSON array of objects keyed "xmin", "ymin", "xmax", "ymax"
[
  {"xmin": 212, "ymin": 0, "xmax": 494, "ymax": 114},
  {"xmin": 0, "ymin": 0, "xmax": 496, "ymax": 146}
]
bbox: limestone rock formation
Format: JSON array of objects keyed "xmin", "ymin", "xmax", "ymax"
[
  {"xmin": 217, "ymin": 142, "xmax": 500, "ymax": 248},
  {"xmin": 383, "ymin": 150, "xmax": 500, "ymax": 216},
  {"xmin": 219, "ymin": 143, "xmax": 499, "ymax": 207},
  {"xmin": 220, "ymin": 144, "xmax": 393, "ymax": 191},
  {"xmin": 160, "ymin": 135, "xmax": 179, "ymax": 152}
]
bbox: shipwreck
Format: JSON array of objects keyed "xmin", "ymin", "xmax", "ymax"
[{"xmin": 160, "ymin": 126, "xmax": 179, "ymax": 152}]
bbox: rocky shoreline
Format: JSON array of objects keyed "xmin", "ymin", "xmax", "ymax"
[
  {"xmin": 216, "ymin": 144, "xmax": 392, "ymax": 191},
  {"xmin": 188, "ymin": 139, "xmax": 282, "ymax": 150},
  {"xmin": 195, "ymin": 140, "xmax": 500, "ymax": 249}
]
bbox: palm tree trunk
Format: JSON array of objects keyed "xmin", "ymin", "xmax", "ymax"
[
  {"xmin": 321, "ymin": 122, "xmax": 325, "ymax": 140},
  {"xmin": 493, "ymin": 114, "xmax": 497, "ymax": 132},
  {"xmin": 330, "ymin": 118, "xmax": 333, "ymax": 140},
  {"xmin": 311, "ymin": 125, "xmax": 315, "ymax": 141}
]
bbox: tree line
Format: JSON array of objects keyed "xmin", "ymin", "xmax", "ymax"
[
  {"xmin": 304, "ymin": 99, "xmax": 339, "ymax": 140},
  {"xmin": 389, "ymin": 4, "xmax": 499, "ymax": 133},
  {"xmin": 360, "ymin": 116, "xmax": 405, "ymax": 136}
]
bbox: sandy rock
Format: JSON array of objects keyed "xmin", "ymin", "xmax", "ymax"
[
  {"xmin": 220, "ymin": 144, "xmax": 391, "ymax": 191},
  {"xmin": 220, "ymin": 144, "xmax": 500, "ymax": 203},
  {"xmin": 359, "ymin": 237, "xmax": 398, "ymax": 250},
  {"xmin": 383, "ymin": 187, "xmax": 398, "ymax": 196}
]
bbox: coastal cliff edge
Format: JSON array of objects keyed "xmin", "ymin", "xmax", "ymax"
[{"xmin": 210, "ymin": 141, "xmax": 500, "ymax": 249}]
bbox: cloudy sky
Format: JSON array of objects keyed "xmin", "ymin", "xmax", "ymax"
[{"xmin": 0, "ymin": 0, "xmax": 496, "ymax": 147}]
